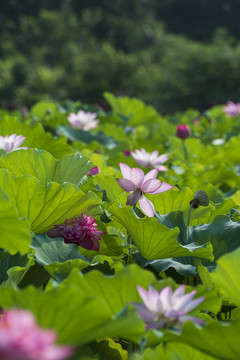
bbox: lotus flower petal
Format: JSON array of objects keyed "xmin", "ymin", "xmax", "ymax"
[
  {"xmin": 116, "ymin": 178, "xmax": 136, "ymax": 192},
  {"xmin": 149, "ymin": 182, "xmax": 174, "ymax": 195},
  {"xmin": 119, "ymin": 162, "xmax": 132, "ymax": 180},
  {"xmin": 141, "ymin": 179, "xmax": 163, "ymax": 194},
  {"xmin": 143, "ymin": 169, "xmax": 159, "ymax": 182},
  {"xmin": 130, "ymin": 167, "xmax": 145, "ymax": 186},
  {"xmin": 138, "ymin": 195, "xmax": 155, "ymax": 217},
  {"xmin": 137, "ymin": 285, "xmax": 160, "ymax": 313}
]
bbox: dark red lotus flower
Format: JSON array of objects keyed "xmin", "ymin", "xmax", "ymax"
[{"xmin": 47, "ymin": 212, "xmax": 105, "ymax": 251}]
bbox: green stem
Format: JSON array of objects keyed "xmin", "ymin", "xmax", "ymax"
[
  {"xmin": 182, "ymin": 139, "xmax": 188, "ymax": 161},
  {"xmin": 127, "ymin": 233, "xmax": 132, "ymax": 266},
  {"xmin": 187, "ymin": 202, "xmax": 194, "ymax": 226},
  {"xmin": 187, "ymin": 203, "xmax": 194, "ymax": 243}
]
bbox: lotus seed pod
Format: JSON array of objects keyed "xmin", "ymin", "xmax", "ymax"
[{"xmin": 194, "ymin": 190, "xmax": 209, "ymax": 207}]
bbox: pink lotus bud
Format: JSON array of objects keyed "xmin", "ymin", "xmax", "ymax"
[
  {"xmin": 176, "ymin": 125, "xmax": 191, "ymax": 140},
  {"xmin": 124, "ymin": 150, "xmax": 132, "ymax": 156},
  {"xmin": 87, "ymin": 166, "xmax": 100, "ymax": 176}
]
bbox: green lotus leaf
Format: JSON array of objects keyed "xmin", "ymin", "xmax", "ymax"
[
  {"xmin": 30, "ymin": 101, "xmax": 67, "ymax": 128},
  {"xmin": 0, "ymin": 149, "xmax": 93, "ymax": 186},
  {"xmin": 109, "ymin": 204, "xmax": 213, "ymax": 261},
  {"xmin": 0, "ymin": 266, "xmax": 152, "ymax": 344},
  {"xmin": 142, "ymin": 343, "xmax": 217, "ymax": 360},
  {"xmin": 222, "ymin": 134, "xmax": 240, "ymax": 165},
  {"xmin": 31, "ymin": 234, "xmax": 89, "ymax": 266},
  {"xmin": 212, "ymin": 247, "xmax": 240, "ymax": 307},
  {"xmin": 81, "ymin": 149, "xmax": 116, "ymax": 175},
  {"xmin": 0, "ymin": 169, "xmax": 102, "ymax": 233},
  {"xmin": 91, "ymin": 338, "xmax": 128, "ymax": 360},
  {"xmin": 57, "ymin": 125, "xmax": 118, "ymax": 149},
  {"xmin": 0, "ymin": 116, "xmax": 72, "ymax": 158},
  {"xmin": 0, "ymin": 251, "xmax": 34, "ymax": 285},
  {"xmin": 0, "ymin": 187, "xmax": 31, "ymax": 255},
  {"xmin": 191, "ymin": 215, "xmax": 240, "ymax": 269},
  {"xmin": 148, "ymin": 187, "xmax": 214, "ymax": 225},
  {"xmin": 104, "ymin": 92, "xmax": 160, "ymax": 125},
  {"xmin": 62, "ymin": 264, "xmax": 156, "ymax": 314},
  {"xmin": 97, "ymin": 123, "xmax": 128, "ymax": 142},
  {"xmin": 149, "ymin": 213, "xmax": 240, "ymax": 276},
  {"xmin": 178, "ymin": 177, "xmax": 224, "ymax": 203},
  {"xmin": 94, "ymin": 173, "xmax": 123, "ymax": 202},
  {"xmin": 154, "ymin": 318, "xmax": 240, "ymax": 360}
]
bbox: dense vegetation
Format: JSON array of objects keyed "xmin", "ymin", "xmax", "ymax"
[
  {"xmin": 0, "ymin": 95, "xmax": 240, "ymax": 359},
  {"xmin": 1, "ymin": 0, "xmax": 240, "ymax": 111}
]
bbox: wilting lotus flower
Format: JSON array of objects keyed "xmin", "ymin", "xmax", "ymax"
[
  {"xmin": 131, "ymin": 148, "xmax": 169, "ymax": 171},
  {"xmin": 47, "ymin": 212, "xmax": 105, "ymax": 251},
  {"xmin": 133, "ymin": 285, "xmax": 204, "ymax": 330},
  {"xmin": 223, "ymin": 101, "xmax": 240, "ymax": 117},
  {"xmin": 0, "ymin": 134, "xmax": 28, "ymax": 153},
  {"xmin": 87, "ymin": 166, "xmax": 100, "ymax": 176},
  {"xmin": 67, "ymin": 110, "xmax": 99, "ymax": 130},
  {"xmin": 116, "ymin": 163, "xmax": 173, "ymax": 217},
  {"xmin": 176, "ymin": 125, "xmax": 191, "ymax": 140},
  {"xmin": 0, "ymin": 309, "xmax": 73, "ymax": 360}
]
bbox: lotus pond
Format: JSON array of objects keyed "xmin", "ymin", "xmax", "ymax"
[{"xmin": 0, "ymin": 93, "xmax": 240, "ymax": 360}]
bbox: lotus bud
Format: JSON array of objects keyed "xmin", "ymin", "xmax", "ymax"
[{"xmin": 176, "ymin": 125, "xmax": 191, "ymax": 140}]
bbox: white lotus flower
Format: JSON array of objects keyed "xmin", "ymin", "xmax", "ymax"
[
  {"xmin": 131, "ymin": 148, "xmax": 169, "ymax": 171},
  {"xmin": 0, "ymin": 134, "xmax": 27, "ymax": 153},
  {"xmin": 133, "ymin": 285, "xmax": 205, "ymax": 330},
  {"xmin": 67, "ymin": 110, "xmax": 99, "ymax": 131}
]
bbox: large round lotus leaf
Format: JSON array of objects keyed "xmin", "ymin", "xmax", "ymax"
[
  {"xmin": 0, "ymin": 149, "xmax": 93, "ymax": 186},
  {"xmin": 0, "ymin": 169, "xmax": 102, "ymax": 233}
]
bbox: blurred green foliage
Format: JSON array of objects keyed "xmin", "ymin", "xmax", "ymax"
[{"xmin": 0, "ymin": 0, "xmax": 240, "ymax": 111}]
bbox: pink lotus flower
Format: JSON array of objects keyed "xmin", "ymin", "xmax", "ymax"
[
  {"xmin": 0, "ymin": 134, "xmax": 28, "ymax": 153},
  {"xmin": 67, "ymin": 110, "xmax": 99, "ymax": 130},
  {"xmin": 133, "ymin": 285, "xmax": 204, "ymax": 330},
  {"xmin": 47, "ymin": 212, "xmax": 105, "ymax": 251},
  {"xmin": 223, "ymin": 101, "xmax": 240, "ymax": 117},
  {"xmin": 86, "ymin": 166, "xmax": 100, "ymax": 176},
  {"xmin": 176, "ymin": 125, "xmax": 191, "ymax": 139},
  {"xmin": 0, "ymin": 309, "xmax": 73, "ymax": 360},
  {"xmin": 131, "ymin": 148, "xmax": 169, "ymax": 171},
  {"xmin": 116, "ymin": 163, "xmax": 173, "ymax": 217}
]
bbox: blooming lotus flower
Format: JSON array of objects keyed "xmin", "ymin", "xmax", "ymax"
[
  {"xmin": 133, "ymin": 285, "xmax": 204, "ymax": 330},
  {"xmin": 131, "ymin": 148, "xmax": 169, "ymax": 171},
  {"xmin": 0, "ymin": 309, "xmax": 73, "ymax": 360},
  {"xmin": 116, "ymin": 163, "xmax": 173, "ymax": 217},
  {"xmin": 223, "ymin": 101, "xmax": 240, "ymax": 117},
  {"xmin": 87, "ymin": 166, "xmax": 100, "ymax": 176},
  {"xmin": 47, "ymin": 212, "xmax": 105, "ymax": 251},
  {"xmin": 67, "ymin": 110, "xmax": 99, "ymax": 130},
  {"xmin": 176, "ymin": 125, "xmax": 191, "ymax": 140},
  {"xmin": 0, "ymin": 134, "xmax": 28, "ymax": 153}
]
